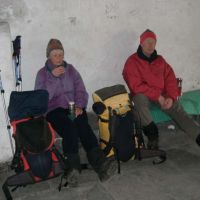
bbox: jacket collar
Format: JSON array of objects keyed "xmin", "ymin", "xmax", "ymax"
[{"xmin": 137, "ymin": 45, "xmax": 158, "ymax": 63}]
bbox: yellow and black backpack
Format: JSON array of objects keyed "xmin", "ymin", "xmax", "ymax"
[
  {"xmin": 92, "ymin": 84, "xmax": 166, "ymax": 171},
  {"xmin": 92, "ymin": 84, "xmax": 135, "ymax": 161}
]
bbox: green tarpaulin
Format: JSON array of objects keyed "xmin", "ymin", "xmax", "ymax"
[{"xmin": 150, "ymin": 89, "xmax": 200, "ymax": 123}]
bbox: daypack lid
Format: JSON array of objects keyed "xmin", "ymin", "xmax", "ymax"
[
  {"xmin": 94, "ymin": 84, "xmax": 127, "ymax": 101},
  {"xmin": 8, "ymin": 90, "xmax": 49, "ymax": 121}
]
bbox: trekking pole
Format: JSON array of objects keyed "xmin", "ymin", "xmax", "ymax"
[
  {"xmin": 12, "ymin": 36, "xmax": 22, "ymax": 91},
  {"xmin": 0, "ymin": 70, "xmax": 14, "ymax": 155}
]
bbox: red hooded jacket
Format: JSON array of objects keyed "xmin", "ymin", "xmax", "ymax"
[{"xmin": 123, "ymin": 51, "xmax": 179, "ymax": 102}]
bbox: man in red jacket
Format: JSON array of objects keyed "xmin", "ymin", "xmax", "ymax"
[{"xmin": 123, "ymin": 29, "xmax": 200, "ymax": 149}]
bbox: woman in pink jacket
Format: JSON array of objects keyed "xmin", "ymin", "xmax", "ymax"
[{"xmin": 123, "ymin": 29, "xmax": 200, "ymax": 149}]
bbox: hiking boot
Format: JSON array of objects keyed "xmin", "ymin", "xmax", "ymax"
[
  {"xmin": 143, "ymin": 122, "xmax": 159, "ymax": 150},
  {"xmin": 64, "ymin": 168, "xmax": 79, "ymax": 187},
  {"xmin": 63, "ymin": 153, "xmax": 81, "ymax": 187},
  {"xmin": 97, "ymin": 156, "xmax": 117, "ymax": 181},
  {"xmin": 196, "ymin": 134, "xmax": 200, "ymax": 146},
  {"xmin": 87, "ymin": 147, "xmax": 117, "ymax": 182},
  {"xmin": 147, "ymin": 139, "xmax": 159, "ymax": 150}
]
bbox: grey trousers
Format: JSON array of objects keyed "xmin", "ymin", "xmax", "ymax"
[{"xmin": 132, "ymin": 94, "xmax": 200, "ymax": 140}]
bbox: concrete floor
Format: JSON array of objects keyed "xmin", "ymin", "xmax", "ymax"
[{"xmin": 1, "ymin": 120, "xmax": 200, "ymax": 200}]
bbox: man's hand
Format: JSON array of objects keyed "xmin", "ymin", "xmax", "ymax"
[
  {"xmin": 158, "ymin": 95, "xmax": 173, "ymax": 110},
  {"xmin": 162, "ymin": 97, "xmax": 173, "ymax": 110},
  {"xmin": 52, "ymin": 66, "xmax": 65, "ymax": 77},
  {"xmin": 75, "ymin": 107, "xmax": 83, "ymax": 117},
  {"xmin": 158, "ymin": 95, "xmax": 165, "ymax": 108}
]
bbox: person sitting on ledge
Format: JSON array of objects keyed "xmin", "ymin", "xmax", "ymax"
[
  {"xmin": 35, "ymin": 38, "xmax": 117, "ymax": 186},
  {"xmin": 123, "ymin": 29, "xmax": 200, "ymax": 149}
]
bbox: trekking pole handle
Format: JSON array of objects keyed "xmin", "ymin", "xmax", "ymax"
[
  {"xmin": 0, "ymin": 70, "xmax": 5, "ymax": 93},
  {"xmin": 12, "ymin": 35, "xmax": 21, "ymax": 57}
]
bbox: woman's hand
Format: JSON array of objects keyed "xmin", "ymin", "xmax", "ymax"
[
  {"xmin": 52, "ymin": 66, "xmax": 65, "ymax": 77},
  {"xmin": 75, "ymin": 107, "xmax": 83, "ymax": 117}
]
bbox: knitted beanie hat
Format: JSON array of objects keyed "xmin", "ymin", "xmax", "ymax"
[
  {"xmin": 46, "ymin": 38, "xmax": 64, "ymax": 57},
  {"xmin": 140, "ymin": 29, "xmax": 157, "ymax": 44}
]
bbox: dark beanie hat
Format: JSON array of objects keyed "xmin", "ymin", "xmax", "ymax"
[{"xmin": 46, "ymin": 39, "xmax": 64, "ymax": 57}]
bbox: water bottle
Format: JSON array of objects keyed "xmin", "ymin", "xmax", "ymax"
[{"xmin": 68, "ymin": 101, "xmax": 75, "ymax": 120}]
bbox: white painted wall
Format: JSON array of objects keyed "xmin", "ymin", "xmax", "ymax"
[
  {"xmin": 0, "ymin": 22, "xmax": 15, "ymax": 161},
  {"xmin": 0, "ymin": 0, "xmax": 200, "ymax": 162}
]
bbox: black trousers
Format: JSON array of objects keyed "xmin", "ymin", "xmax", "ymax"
[{"xmin": 46, "ymin": 107, "xmax": 98, "ymax": 154}]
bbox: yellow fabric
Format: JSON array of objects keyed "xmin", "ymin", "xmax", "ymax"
[{"xmin": 92, "ymin": 90, "xmax": 131, "ymax": 157}]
